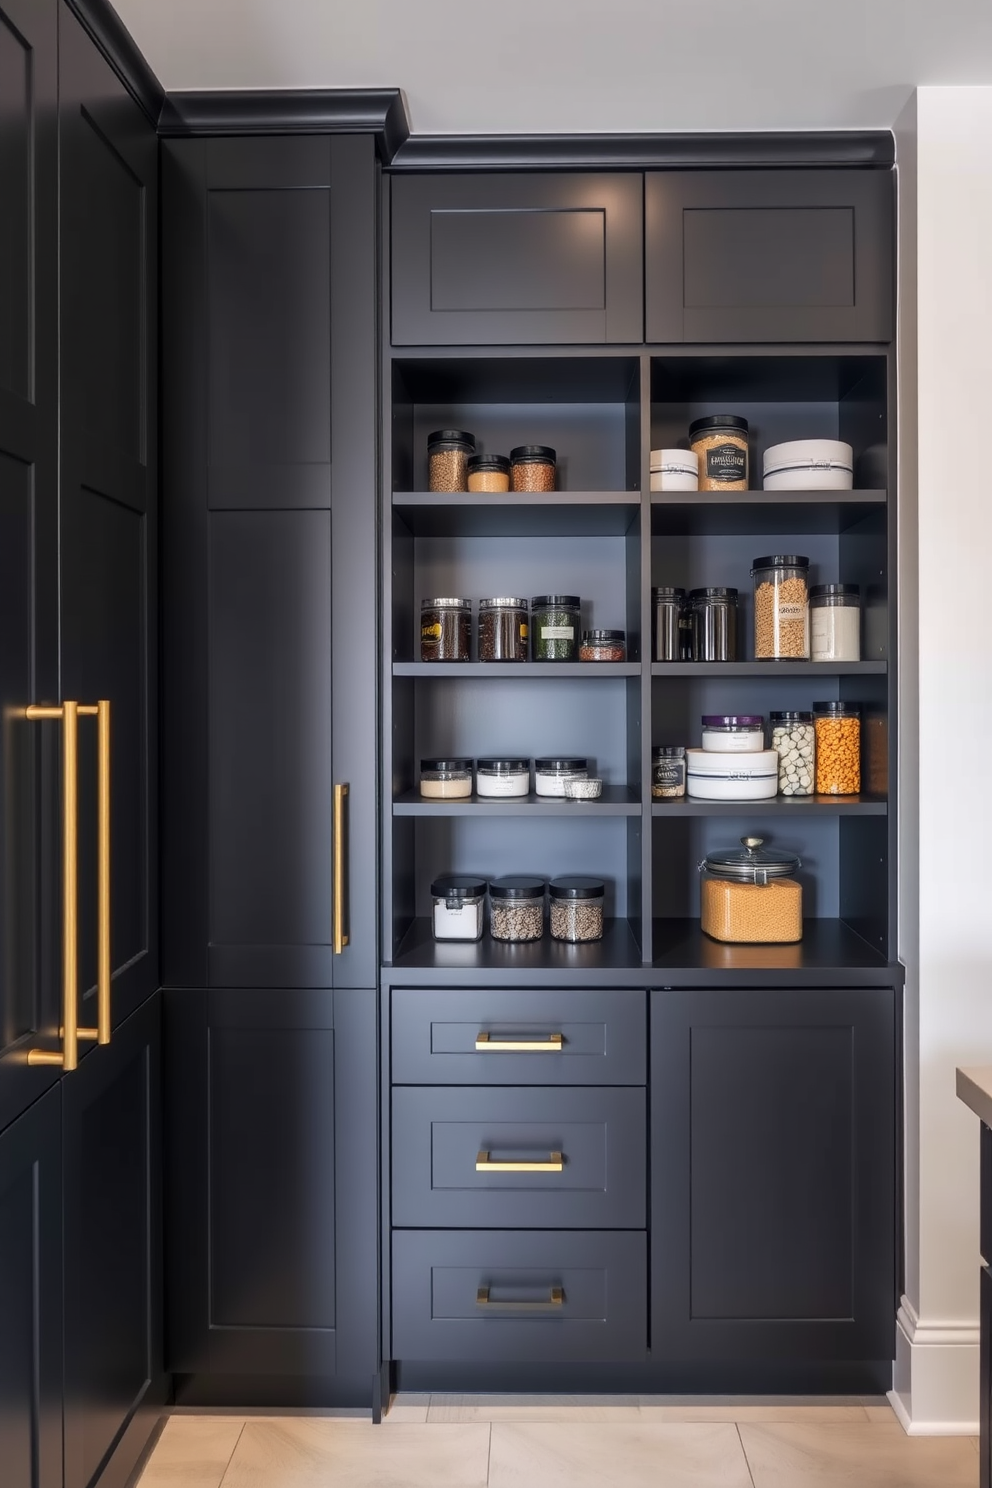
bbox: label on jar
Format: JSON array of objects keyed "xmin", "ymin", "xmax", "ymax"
[
  {"xmin": 519, "ymin": 623, "xmax": 529, "ymax": 640},
  {"xmin": 705, "ymin": 444, "xmax": 747, "ymax": 482},
  {"xmin": 421, "ymin": 622, "xmax": 442, "ymax": 641},
  {"xmin": 777, "ymin": 602, "xmax": 807, "ymax": 621},
  {"xmin": 541, "ymin": 625, "xmax": 574, "ymax": 640},
  {"xmin": 653, "ymin": 761, "xmax": 684, "ymax": 786}
]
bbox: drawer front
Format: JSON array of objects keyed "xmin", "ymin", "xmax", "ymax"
[
  {"xmin": 391, "ymin": 988, "xmax": 646, "ymax": 1086},
  {"xmin": 392, "ymin": 1086, "xmax": 645, "ymax": 1229},
  {"xmin": 392, "ymin": 1229, "xmax": 647, "ymax": 1362}
]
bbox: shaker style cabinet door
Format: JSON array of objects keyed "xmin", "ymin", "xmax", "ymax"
[
  {"xmin": 645, "ymin": 170, "xmax": 894, "ymax": 343},
  {"xmin": 391, "ymin": 173, "xmax": 643, "ymax": 345}
]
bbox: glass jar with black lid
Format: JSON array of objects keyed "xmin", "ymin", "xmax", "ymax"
[
  {"xmin": 689, "ymin": 587, "xmax": 738, "ymax": 662},
  {"xmin": 467, "ymin": 454, "xmax": 510, "ymax": 493},
  {"xmin": 478, "ymin": 597, "xmax": 528, "ymax": 661},
  {"xmin": 531, "ymin": 595, "xmax": 580, "ymax": 661},
  {"xmin": 549, "ymin": 876, "xmax": 605, "ymax": 942},
  {"xmin": 510, "ymin": 445, "xmax": 556, "ymax": 492},
  {"xmin": 489, "ymin": 875, "xmax": 546, "ymax": 941},
  {"xmin": 420, "ymin": 757, "xmax": 473, "ymax": 800},
  {"xmin": 652, "ymin": 586, "xmax": 686, "ymax": 662},
  {"xmin": 427, "ymin": 430, "xmax": 474, "ymax": 492},
  {"xmin": 476, "ymin": 757, "xmax": 530, "ymax": 799},
  {"xmin": 431, "ymin": 874, "xmax": 486, "ymax": 942},
  {"xmin": 420, "ymin": 597, "xmax": 471, "ymax": 661}
]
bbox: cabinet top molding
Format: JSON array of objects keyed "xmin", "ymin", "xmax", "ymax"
[
  {"xmin": 159, "ymin": 88, "xmax": 410, "ymax": 159},
  {"xmin": 65, "ymin": 0, "xmax": 165, "ymax": 127}
]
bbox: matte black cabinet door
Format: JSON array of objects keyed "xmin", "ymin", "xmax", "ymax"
[
  {"xmin": 391, "ymin": 173, "xmax": 643, "ymax": 345},
  {"xmin": 651, "ymin": 987, "xmax": 895, "ymax": 1363},
  {"xmin": 645, "ymin": 171, "xmax": 893, "ymax": 343},
  {"xmin": 0, "ymin": 1087, "xmax": 62, "ymax": 1488},
  {"xmin": 164, "ymin": 987, "xmax": 378, "ymax": 1403},
  {"xmin": 58, "ymin": 2, "xmax": 159, "ymax": 1028},
  {"xmin": 62, "ymin": 994, "xmax": 165, "ymax": 1488}
]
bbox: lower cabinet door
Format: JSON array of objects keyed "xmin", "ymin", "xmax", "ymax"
[
  {"xmin": 0, "ymin": 1087, "xmax": 63, "ymax": 1488},
  {"xmin": 392, "ymin": 1230, "xmax": 647, "ymax": 1362}
]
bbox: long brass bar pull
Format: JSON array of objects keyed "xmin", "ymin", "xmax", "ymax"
[
  {"xmin": 333, "ymin": 782, "xmax": 349, "ymax": 954},
  {"xmin": 476, "ymin": 1286, "xmax": 564, "ymax": 1309},
  {"xmin": 76, "ymin": 701, "xmax": 111, "ymax": 1044},
  {"xmin": 27, "ymin": 702, "xmax": 80, "ymax": 1071},
  {"xmin": 476, "ymin": 1150, "xmax": 564, "ymax": 1173},
  {"xmin": 475, "ymin": 1032, "xmax": 563, "ymax": 1053}
]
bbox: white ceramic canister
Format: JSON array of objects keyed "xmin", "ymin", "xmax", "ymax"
[
  {"xmin": 649, "ymin": 449, "xmax": 699, "ymax": 492},
  {"xmin": 762, "ymin": 439, "xmax": 854, "ymax": 491},
  {"xmin": 686, "ymin": 747, "xmax": 779, "ymax": 801}
]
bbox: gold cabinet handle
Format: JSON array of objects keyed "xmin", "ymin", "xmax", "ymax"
[
  {"xmin": 476, "ymin": 1150, "xmax": 564, "ymax": 1173},
  {"xmin": 475, "ymin": 1032, "xmax": 563, "ymax": 1053},
  {"xmin": 333, "ymin": 782, "xmax": 349, "ymax": 953},
  {"xmin": 476, "ymin": 1286, "xmax": 564, "ymax": 1309}
]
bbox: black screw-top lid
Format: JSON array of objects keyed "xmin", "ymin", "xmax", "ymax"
[
  {"xmin": 421, "ymin": 757, "xmax": 473, "ymax": 771},
  {"xmin": 430, "ymin": 873, "xmax": 486, "ymax": 899},
  {"xmin": 689, "ymin": 415, "xmax": 749, "ymax": 436},
  {"xmin": 583, "ymin": 629, "xmax": 625, "ymax": 643},
  {"xmin": 751, "ymin": 554, "xmax": 810, "ymax": 570},
  {"xmin": 652, "ymin": 586, "xmax": 686, "ymax": 599},
  {"xmin": 535, "ymin": 757, "xmax": 588, "ymax": 771},
  {"xmin": 467, "ymin": 454, "xmax": 510, "ymax": 474},
  {"xmin": 689, "ymin": 586, "xmax": 738, "ymax": 600},
  {"xmin": 510, "ymin": 444, "xmax": 556, "ymax": 462},
  {"xmin": 549, "ymin": 875, "xmax": 606, "ymax": 900},
  {"xmin": 810, "ymin": 583, "xmax": 860, "ymax": 598},
  {"xmin": 813, "ymin": 700, "xmax": 861, "ymax": 715},
  {"xmin": 477, "ymin": 757, "xmax": 529, "ymax": 771},
  {"xmin": 768, "ymin": 712, "xmax": 813, "ymax": 723},
  {"xmin": 531, "ymin": 595, "xmax": 580, "ymax": 609},
  {"xmin": 427, "ymin": 429, "xmax": 475, "ymax": 448},
  {"xmin": 489, "ymin": 874, "xmax": 546, "ymax": 900}
]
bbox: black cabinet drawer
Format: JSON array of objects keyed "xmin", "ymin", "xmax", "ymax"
[
  {"xmin": 645, "ymin": 170, "xmax": 893, "ymax": 343},
  {"xmin": 392, "ymin": 1229, "xmax": 647, "ymax": 1362},
  {"xmin": 392, "ymin": 1086, "xmax": 645, "ymax": 1229},
  {"xmin": 391, "ymin": 988, "xmax": 645, "ymax": 1086},
  {"xmin": 391, "ymin": 173, "xmax": 643, "ymax": 345}
]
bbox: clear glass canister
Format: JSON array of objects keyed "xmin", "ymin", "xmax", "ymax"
[
  {"xmin": 700, "ymin": 715, "xmax": 765, "ymax": 753},
  {"xmin": 427, "ymin": 429, "xmax": 474, "ymax": 492},
  {"xmin": 476, "ymin": 757, "xmax": 530, "ymax": 798},
  {"xmin": 652, "ymin": 746, "xmax": 686, "ymax": 799},
  {"xmin": 813, "ymin": 702, "xmax": 861, "ymax": 794},
  {"xmin": 768, "ymin": 712, "xmax": 814, "ymax": 797},
  {"xmin": 751, "ymin": 554, "xmax": 810, "ymax": 660},
  {"xmin": 699, "ymin": 836, "xmax": 803, "ymax": 944},
  {"xmin": 810, "ymin": 584, "xmax": 861, "ymax": 662},
  {"xmin": 420, "ymin": 757, "xmax": 473, "ymax": 799},
  {"xmin": 489, "ymin": 875, "xmax": 546, "ymax": 941},
  {"xmin": 431, "ymin": 874, "xmax": 486, "ymax": 941},
  {"xmin": 420, "ymin": 597, "xmax": 471, "ymax": 661},
  {"xmin": 510, "ymin": 445, "xmax": 556, "ymax": 492},
  {"xmin": 689, "ymin": 415, "xmax": 749, "ymax": 491},
  {"xmin": 534, "ymin": 757, "xmax": 588, "ymax": 797},
  {"xmin": 690, "ymin": 588, "xmax": 738, "ymax": 662},
  {"xmin": 467, "ymin": 454, "xmax": 510, "ymax": 492},
  {"xmin": 478, "ymin": 597, "xmax": 528, "ymax": 661},
  {"xmin": 549, "ymin": 876, "xmax": 605, "ymax": 942},
  {"xmin": 652, "ymin": 586, "xmax": 686, "ymax": 662},
  {"xmin": 579, "ymin": 629, "xmax": 626, "ymax": 662},
  {"xmin": 531, "ymin": 595, "xmax": 580, "ymax": 661}
]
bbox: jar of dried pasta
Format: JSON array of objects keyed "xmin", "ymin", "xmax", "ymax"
[
  {"xmin": 700, "ymin": 836, "xmax": 803, "ymax": 944},
  {"xmin": 813, "ymin": 701, "xmax": 861, "ymax": 795},
  {"xmin": 689, "ymin": 415, "xmax": 749, "ymax": 491},
  {"xmin": 751, "ymin": 554, "xmax": 810, "ymax": 660}
]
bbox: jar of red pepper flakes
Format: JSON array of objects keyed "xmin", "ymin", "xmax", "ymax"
[{"xmin": 579, "ymin": 629, "xmax": 626, "ymax": 662}]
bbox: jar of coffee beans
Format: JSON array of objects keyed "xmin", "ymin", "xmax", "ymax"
[
  {"xmin": 489, "ymin": 875, "xmax": 546, "ymax": 942},
  {"xmin": 510, "ymin": 445, "xmax": 556, "ymax": 492},
  {"xmin": 479, "ymin": 597, "xmax": 528, "ymax": 661},
  {"xmin": 421, "ymin": 597, "xmax": 471, "ymax": 661},
  {"xmin": 427, "ymin": 430, "xmax": 474, "ymax": 492},
  {"xmin": 549, "ymin": 876, "xmax": 605, "ymax": 942}
]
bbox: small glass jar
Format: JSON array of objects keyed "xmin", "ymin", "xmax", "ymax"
[
  {"xmin": 564, "ymin": 776, "xmax": 603, "ymax": 800},
  {"xmin": 531, "ymin": 595, "xmax": 580, "ymax": 661},
  {"xmin": 752, "ymin": 554, "xmax": 810, "ymax": 660},
  {"xmin": 700, "ymin": 715, "xmax": 765, "ymax": 753},
  {"xmin": 689, "ymin": 588, "xmax": 738, "ymax": 662},
  {"xmin": 467, "ymin": 454, "xmax": 510, "ymax": 493},
  {"xmin": 476, "ymin": 757, "xmax": 530, "ymax": 798},
  {"xmin": 420, "ymin": 758, "xmax": 473, "ymax": 800},
  {"xmin": 478, "ymin": 597, "xmax": 528, "ymax": 662},
  {"xmin": 510, "ymin": 445, "xmax": 556, "ymax": 492},
  {"xmin": 652, "ymin": 746, "xmax": 686, "ymax": 799},
  {"xmin": 813, "ymin": 702, "xmax": 861, "ymax": 795},
  {"xmin": 699, "ymin": 836, "xmax": 803, "ymax": 944},
  {"xmin": 428, "ymin": 429, "xmax": 474, "ymax": 492},
  {"xmin": 810, "ymin": 584, "xmax": 861, "ymax": 663},
  {"xmin": 534, "ymin": 757, "xmax": 588, "ymax": 797},
  {"xmin": 421, "ymin": 597, "xmax": 471, "ymax": 661},
  {"xmin": 489, "ymin": 875, "xmax": 545, "ymax": 941},
  {"xmin": 579, "ymin": 629, "xmax": 626, "ymax": 662},
  {"xmin": 689, "ymin": 415, "xmax": 749, "ymax": 491},
  {"xmin": 431, "ymin": 874, "xmax": 486, "ymax": 942},
  {"xmin": 549, "ymin": 876, "xmax": 605, "ymax": 942},
  {"xmin": 652, "ymin": 587, "xmax": 686, "ymax": 662},
  {"xmin": 768, "ymin": 712, "xmax": 815, "ymax": 797}
]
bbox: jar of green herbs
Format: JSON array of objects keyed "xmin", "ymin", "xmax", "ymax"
[{"xmin": 531, "ymin": 595, "xmax": 580, "ymax": 661}]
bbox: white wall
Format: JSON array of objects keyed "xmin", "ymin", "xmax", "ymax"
[{"xmin": 893, "ymin": 84, "xmax": 992, "ymax": 1433}]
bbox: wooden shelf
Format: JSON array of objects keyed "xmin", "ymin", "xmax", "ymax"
[
  {"xmin": 652, "ymin": 794, "xmax": 886, "ymax": 818},
  {"xmin": 395, "ymin": 787, "xmax": 640, "ymax": 817},
  {"xmin": 392, "ymin": 491, "xmax": 639, "ymax": 537},
  {"xmin": 651, "ymin": 661, "xmax": 886, "ymax": 677},
  {"xmin": 651, "ymin": 490, "xmax": 885, "ymax": 536},
  {"xmin": 394, "ymin": 661, "xmax": 641, "ymax": 678}
]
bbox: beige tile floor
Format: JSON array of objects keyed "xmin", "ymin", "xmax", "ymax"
[{"xmin": 139, "ymin": 1397, "xmax": 980, "ymax": 1488}]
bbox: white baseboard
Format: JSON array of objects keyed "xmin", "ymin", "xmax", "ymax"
[{"xmin": 889, "ymin": 1295, "xmax": 980, "ymax": 1434}]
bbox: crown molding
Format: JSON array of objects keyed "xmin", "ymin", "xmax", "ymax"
[
  {"xmin": 158, "ymin": 88, "xmax": 409, "ymax": 159},
  {"xmin": 64, "ymin": 0, "xmax": 165, "ymax": 127}
]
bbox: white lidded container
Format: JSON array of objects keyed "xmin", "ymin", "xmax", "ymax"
[
  {"xmin": 649, "ymin": 449, "xmax": 699, "ymax": 492},
  {"xmin": 762, "ymin": 439, "xmax": 854, "ymax": 491},
  {"xmin": 686, "ymin": 747, "xmax": 778, "ymax": 801}
]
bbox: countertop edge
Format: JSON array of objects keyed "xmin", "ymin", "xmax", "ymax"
[{"xmin": 956, "ymin": 1066, "xmax": 992, "ymax": 1128}]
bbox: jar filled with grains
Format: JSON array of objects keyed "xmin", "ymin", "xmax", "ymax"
[
  {"xmin": 549, "ymin": 876, "xmax": 605, "ymax": 943},
  {"xmin": 489, "ymin": 875, "xmax": 546, "ymax": 942},
  {"xmin": 431, "ymin": 874, "xmax": 486, "ymax": 942},
  {"xmin": 768, "ymin": 712, "xmax": 815, "ymax": 797},
  {"xmin": 652, "ymin": 745, "xmax": 686, "ymax": 799},
  {"xmin": 510, "ymin": 445, "xmax": 556, "ymax": 492},
  {"xmin": 467, "ymin": 454, "xmax": 510, "ymax": 493},
  {"xmin": 579, "ymin": 629, "xmax": 626, "ymax": 662},
  {"xmin": 420, "ymin": 758, "xmax": 473, "ymax": 800},
  {"xmin": 421, "ymin": 597, "xmax": 471, "ymax": 661},
  {"xmin": 690, "ymin": 587, "xmax": 738, "ymax": 662},
  {"xmin": 478, "ymin": 597, "xmax": 528, "ymax": 661},
  {"xmin": 813, "ymin": 701, "xmax": 861, "ymax": 794},
  {"xmin": 652, "ymin": 586, "xmax": 686, "ymax": 662},
  {"xmin": 531, "ymin": 595, "xmax": 580, "ymax": 661},
  {"xmin": 752, "ymin": 555, "xmax": 810, "ymax": 660},
  {"xmin": 427, "ymin": 430, "xmax": 474, "ymax": 492},
  {"xmin": 810, "ymin": 584, "xmax": 861, "ymax": 663},
  {"xmin": 700, "ymin": 837, "xmax": 803, "ymax": 944},
  {"xmin": 689, "ymin": 415, "xmax": 749, "ymax": 491}
]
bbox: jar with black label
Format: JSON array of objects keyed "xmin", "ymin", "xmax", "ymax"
[
  {"xmin": 652, "ymin": 746, "xmax": 686, "ymax": 799},
  {"xmin": 689, "ymin": 588, "xmax": 738, "ymax": 662},
  {"xmin": 478, "ymin": 597, "xmax": 528, "ymax": 661},
  {"xmin": 652, "ymin": 586, "xmax": 686, "ymax": 662},
  {"xmin": 531, "ymin": 595, "xmax": 580, "ymax": 661},
  {"xmin": 689, "ymin": 416, "xmax": 749, "ymax": 491},
  {"xmin": 427, "ymin": 430, "xmax": 474, "ymax": 492},
  {"xmin": 420, "ymin": 597, "xmax": 471, "ymax": 661}
]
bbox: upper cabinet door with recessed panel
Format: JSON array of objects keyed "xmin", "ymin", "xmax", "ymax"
[
  {"xmin": 391, "ymin": 173, "xmax": 643, "ymax": 345},
  {"xmin": 645, "ymin": 170, "xmax": 893, "ymax": 344}
]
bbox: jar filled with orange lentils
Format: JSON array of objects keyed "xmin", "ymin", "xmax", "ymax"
[
  {"xmin": 813, "ymin": 701, "xmax": 861, "ymax": 795},
  {"xmin": 699, "ymin": 836, "xmax": 803, "ymax": 944}
]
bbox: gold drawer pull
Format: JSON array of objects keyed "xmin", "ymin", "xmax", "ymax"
[
  {"xmin": 476, "ymin": 1286, "xmax": 564, "ymax": 1309},
  {"xmin": 475, "ymin": 1032, "xmax": 563, "ymax": 1053},
  {"xmin": 476, "ymin": 1150, "xmax": 563, "ymax": 1173}
]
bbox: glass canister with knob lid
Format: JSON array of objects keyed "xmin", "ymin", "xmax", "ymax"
[{"xmin": 699, "ymin": 836, "xmax": 803, "ymax": 944}]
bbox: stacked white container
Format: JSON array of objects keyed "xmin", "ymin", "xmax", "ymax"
[{"xmin": 686, "ymin": 714, "xmax": 778, "ymax": 801}]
